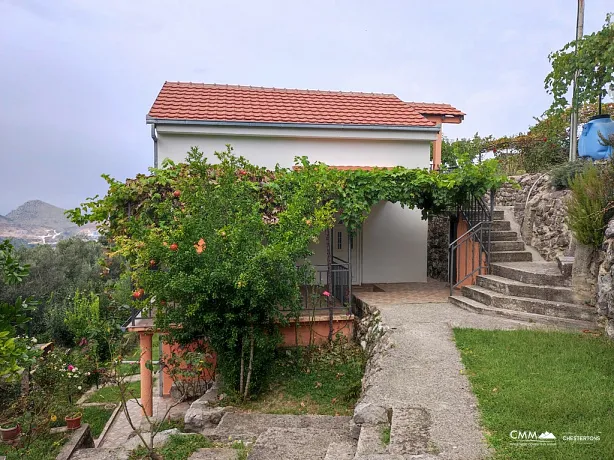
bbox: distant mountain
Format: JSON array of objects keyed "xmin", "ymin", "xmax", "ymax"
[
  {"xmin": 0, "ymin": 200, "xmax": 98, "ymax": 246},
  {"xmin": 6, "ymin": 200, "xmax": 77, "ymax": 231}
]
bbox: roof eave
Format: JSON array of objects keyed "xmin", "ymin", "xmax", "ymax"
[{"xmin": 145, "ymin": 116, "xmax": 439, "ymax": 132}]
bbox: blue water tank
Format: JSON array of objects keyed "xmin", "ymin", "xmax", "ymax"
[{"xmin": 578, "ymin": 114, "xmax": 614, "ymax": 160}]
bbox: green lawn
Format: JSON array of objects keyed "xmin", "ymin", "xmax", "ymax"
[
  {"xmin": 128, "ymin": 434, "xmax": 249, "ymax": 460},
  {"xmin": 239, "ymin": 342, "xmax": 365, "ymax": 416},
  {"xmin": 86, "ymin": 381, "xmax": 141, "ymax": 404},
  {"xmin": 82, "ymin": 405, "xmax": 116, "ymax": 438},
  {"xmin": 129, "ymin": 433, "xmax": 213, "ymax": 460},
  {"xmin": 0, "ymin": 432, "xmax": 68, "ymax": 460},
  {"xmin": 454, "ymin": 328, "xmax": 614, "ymax": 459}
]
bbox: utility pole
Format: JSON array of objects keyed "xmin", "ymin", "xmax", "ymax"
[{"xmin": 569, "ymin": 0, "xmax": 585, "ymax": 161}]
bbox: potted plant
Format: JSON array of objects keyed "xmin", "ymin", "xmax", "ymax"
[
  {"xmin": 65, "ymin": 411, "xmax": 82, "ymax": 430},
  {"xmin": 0, "ymin": 421, "xmax": 21, "ymax": 441}
]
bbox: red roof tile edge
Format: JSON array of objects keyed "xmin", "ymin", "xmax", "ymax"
[{"xmin": 147, "ymin": 82, "xmax": 441, "ymax": 128}]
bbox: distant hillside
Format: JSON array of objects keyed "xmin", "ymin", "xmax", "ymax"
[
  {"xmin": 6, "ymin": 200, "xmax": 77, "ymax": 231},
  {"xmin": 0, "ymin": 200, "xmax": 98, "ymax": 246}
]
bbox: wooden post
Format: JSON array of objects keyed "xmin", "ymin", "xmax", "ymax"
[
  {"xmin": 433, "ymin": 126, "xmax": 443, "ymax": 170},
  {"xmin": 139, "ymin": 333, "xmax": 153, "ymax": 416}
]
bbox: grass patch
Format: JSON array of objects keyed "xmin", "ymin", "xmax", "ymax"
[
  {"xmin": 127, "ymin": 333, "xmax": 160, "ymax": 361},
  {"xmin": 86, "ymin": 381, "xmax": 141, "ymax": 403},
  {"xmin": 381, "ymin": 426, "xmax": 391, "ymax": 445},
  {"xmin": 0, "ymin": 432, "xmax": 68, "ymax": 460},
  {"xmin": 238, "ymin": 339, "xmax": 365, "ymax": 416},
  {"xmin": 454, "ymin": 328, "xmax": 614, "ymax": 459},
  {"xmin": 82, "ymin": 405, "xmax": 116, "ymax": 438},
  {"xmin": 129, "ymin": 433, "xmax": 213, "ymax": 460}
]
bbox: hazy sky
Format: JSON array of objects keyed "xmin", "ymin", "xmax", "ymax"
[{"xmin": 0, "ymin": 0, "xmax": 611, "ymax": 214}]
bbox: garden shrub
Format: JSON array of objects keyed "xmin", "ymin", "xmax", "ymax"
[
  {"xmin": 550, "ymin": 160, "xmax": 591, "ymax": 190},
  {"xmin": 567, "ymin": 162, "xmax": 614, "ymax": 248},
  {"xmin": 68, "ymin": 147, "xmax": 509, "ymax": 398}
]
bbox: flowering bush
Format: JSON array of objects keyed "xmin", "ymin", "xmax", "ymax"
[{"xmin": 32, "ymin": 349, "xmax": 89, "ymax": 404}]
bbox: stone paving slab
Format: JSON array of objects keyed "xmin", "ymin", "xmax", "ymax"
[
  {"xmin": 248, "ymin": 426, "xmax": 353, "ymax": 460},
  {"xmin": 70, "ymin": 448, "xmax": 130, "ymax": 460},
  {"xmin": 189, "ymin": 448, "xmax": 238, "ymax": 459},
  {"xmin": 207, "ymin": 412, "xmax": 351, "ymax": 441},
  {"xmin": 355, "ymin": 279, "xmax": 449, "ymax": 306}
]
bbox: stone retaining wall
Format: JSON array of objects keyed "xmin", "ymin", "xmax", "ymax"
[
  {"xmin": 427, "ymin": 216, "xmax": 449, "ymax": 282},
  {"xmin": 597, "ymin": 219, "xmax": 614, "ymax": 338},
  {"xmin": 494, "ymin": 174, "xmax": 573, "ymax": 261},
  {"xmin": 352, "ymin": 298, "xmax": 395, "ymax": 440},
  {"xmin": 354, "ymin": 299, "xmax": 393, "ymax": 391}
]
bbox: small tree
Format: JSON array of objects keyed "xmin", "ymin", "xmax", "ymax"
[{"xmin": 545, "ymin": 13, "xmax": 614, "ymax": 114}]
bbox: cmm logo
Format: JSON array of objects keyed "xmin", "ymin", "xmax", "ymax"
[{"xmin": 510, "ymin": 431, "xmax": 556, "ymax": 443}]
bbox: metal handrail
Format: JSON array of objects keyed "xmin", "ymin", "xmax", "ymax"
[
  {"xmin": 449, "ymin": 189, "xmax": 495, "ymax": 295},
  {"xmin": 449, "ymin": 221, "xmax": 492, "ymax": 295}
]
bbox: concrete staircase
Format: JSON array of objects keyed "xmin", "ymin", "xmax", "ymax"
[{"xmin": 450, "ymin": 209, "xmax": 597, "ymax": 330}]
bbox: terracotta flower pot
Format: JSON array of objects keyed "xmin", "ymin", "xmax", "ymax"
[
  {"xmin": 65, "ymin": 413, "xmax": 82, "ymax": 430},
  {"xmin": 0, "ymin": 423, "xmax": 21, "ymax": 441}
]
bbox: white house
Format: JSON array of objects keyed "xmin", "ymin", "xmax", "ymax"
[{"xmin": 146, "ymin": 82, "xmax": 464, "ymax": 285}]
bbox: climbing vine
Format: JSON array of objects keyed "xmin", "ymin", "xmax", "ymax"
[
  {"xmin": 68, "ymin": 147, "xmax": 507, "ymax": 396},
  {"xmin": 545, "ymin": 12, "xmax": 614, "ymax": 114}
]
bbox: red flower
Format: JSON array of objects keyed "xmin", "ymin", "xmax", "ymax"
[{"xmin": 322, "ymin": 291, "xmax": 331, "ymax": 297}]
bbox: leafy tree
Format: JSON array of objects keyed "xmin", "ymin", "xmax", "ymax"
[
  {"xmin": 69, "ymin": 147, "xmax": 508, "ymax": 397},
  {"xmin": 0, "ymin": 240, "xmax": 38, "ymax": 381},
  {"xmin": 440, "ymin": 133, "xmax": 494, "ymax": 167},
  {"xmin": 0, "ymin": 238, "xmax": 125, "ymax": 345},
  {"xmin": 545, "ymin": 13, "xmax": 614, "ymax": 114}
]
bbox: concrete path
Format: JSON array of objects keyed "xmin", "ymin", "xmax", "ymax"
[
  {"xmin": 359, "ymin": 301, "xmax": 545, "ymax": 460},
  {"xmin": 98, "ymin": 377, "xmax": 189, "ymax": 449}
]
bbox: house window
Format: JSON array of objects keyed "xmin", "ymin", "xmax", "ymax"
[{"xmin": 337, "ymin": 231, "xmax": 343, "ymax": 250}]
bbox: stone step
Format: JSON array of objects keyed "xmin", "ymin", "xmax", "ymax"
[
  {"xmin": 477, "ymin": 275, "xmax": 575, "ymax": 303},
  {"xmin": 355, "ymin": 424, "xmax": 388, "ymax": 457},
  {"xmin": 189, "ymin": 448, "xmax": 238, "ymax": 459},
  {"xmin": 461, "ymin": 285, "xmax": 595, "ymax": 322},
  {"xmin": 323, "ymin": 441, "xmax": 356, "ymax": 460},
  {"xmin": 70, "ymin": 448, "xmax": 130, "ymax": 460},
  {"xmin": 490, "ymin": 251, "xmax": 533, "ymax": 263},
  {"xmin": 490, "ymin": 240, "xmax": 526, "ymax": 252},
  {"xmin": 491, "ymin": 262, "xmax": 569, "ymax": 286},
  {"xmin": 208, "ymin": 412, "xmax": 351, "ymax": 442},
  {"xmin": 490, "ymin": 230, "xmax": 518, "ymax": 241},
  {"xmin": 248, "ymin": 427, "xmax": 352, "ymax": 460},
  {"xmin": 449, "ymin": 295, "xmax": 596, "ymax": 330},
  {"xmin": 492, "ymin": 210, "xmax": 505, "ymax": 220},
  {"xmin": 388, "ymin": 406, "xmax": 431, "ymax": 456},
  {"xmin": 491, "ymin": 220, "xmax": 511, "ymax": 231}
]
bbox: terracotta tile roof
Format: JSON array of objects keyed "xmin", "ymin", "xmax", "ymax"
[
  {"xmin": 326, "ymin": 166, "xmax": 392, "ymax": 171},
  {"xmin": 148, "ymin": 82, "xmax": 436, "ymax": 128},
  {"xmin": 406, "ymin": 102, "xmax": 465, "ymax": 117},
  {"xmin": 292, "ymin": 165, "xmax": 392, "ymax": 171}
]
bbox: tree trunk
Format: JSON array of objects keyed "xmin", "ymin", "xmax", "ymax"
[
  {"xmin": 326, "ymin": 229, "xmax": 333, "ymax": 342},
  {"xmin": 239, "ymin": 337, "xmax": 245, "ymax": 395},
  {"xmin": 244, "ymin": 327, "xmax": 255, "ymax": 399}
]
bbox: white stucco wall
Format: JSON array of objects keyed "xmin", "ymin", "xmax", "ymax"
[
  {"xmin": 156, "ymin": 127, "xmax": 432, "ymax": 169},
  {"xmin": 154, "ymin": 124, "xmax": 432, "ymax": 283}
]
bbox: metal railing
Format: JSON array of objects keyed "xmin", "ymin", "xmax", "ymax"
[
  {"xmin": 448, "ymin": 221, "xmax": 492, "ymax": 295},
  {"xmin": 123, "ymin": 305, "xmax": 155, "ymax": 330},
  {"xmin": 448, "ymin": 190, "xmax": 495, "ymax": 295},
  {"xmin": 302, "ymin": 257, "xmax": 352, "ymax": 315}
]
